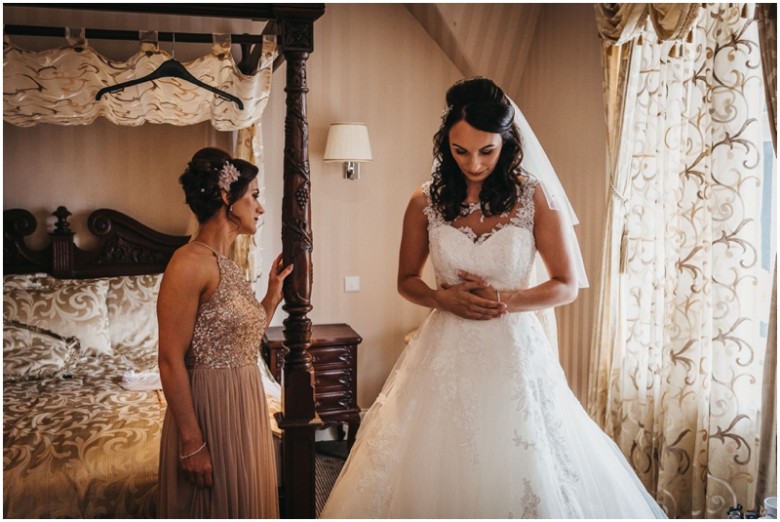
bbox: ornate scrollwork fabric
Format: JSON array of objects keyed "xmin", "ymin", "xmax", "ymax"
[
  {"xmin": 590, "ymin": 4, "xmax": 773, "ymax": 518},
  {"xmin": 105, "ymin": 273, "xmax": 162, "ymax": 359},
  {"xmin": 3, "ymin": 278, "xmax": 113, "ymax": 356},
  {"xmin": 3, "ymin": 320, "xmax": 80, "ymax": 382},
  {"xmin": 594, "ymin": 3, "xmax": 701, "ymax": 44},
  {"xmin": 3, "ymin": 34, "xmax": 277, "ymax": 130},
  {"xmin": 3, "ymin": 351, "xmax": 166, "ymax": 518}
]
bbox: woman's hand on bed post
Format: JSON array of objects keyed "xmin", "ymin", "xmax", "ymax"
[{"xmin": 260, "ymin": 253, "xmax": 293, "ymax": 324}]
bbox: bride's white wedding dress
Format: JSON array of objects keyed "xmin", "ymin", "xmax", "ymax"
[{"xmin": 321, "ymin": 180, "xmax": 666, "ymax": 519}]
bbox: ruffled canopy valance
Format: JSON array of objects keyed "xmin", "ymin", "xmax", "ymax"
[{"xmin": 3, "ymin": 32, "xmax": 277, "ymax": 130}]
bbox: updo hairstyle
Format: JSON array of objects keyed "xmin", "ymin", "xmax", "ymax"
[
  {"xmin": 431, "ymin": 77, "xmax": 525, "ymax": 221},
  {"xmin": 179, "ymin": 147, "xmax": 258, "ymax": 223}
]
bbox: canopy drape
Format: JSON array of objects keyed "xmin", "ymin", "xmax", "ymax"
[{"xmin": 3, "ymin": 32, "xmax": 276, "ymax": 130}]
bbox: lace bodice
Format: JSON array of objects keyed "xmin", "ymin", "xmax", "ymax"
[
  {"xmin": 185, "ymin": 252, "xmax": 267, "ymax": 369},
  {"xmin": 423, "ymin": 179, "xmax": 538, "ymax": 292}
]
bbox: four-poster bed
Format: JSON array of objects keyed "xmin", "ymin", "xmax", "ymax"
[{"xmin": 3, "ymin": 4, "xmax": 325, "ymax": 518}]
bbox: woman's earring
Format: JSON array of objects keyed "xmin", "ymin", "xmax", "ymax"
[{"xmin": 229, "ymin": 205, "xmax": 234, "ymax": 213}]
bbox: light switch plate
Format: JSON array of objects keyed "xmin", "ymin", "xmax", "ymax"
[{"xmin": 344, "ymin": 276, "xmax": 360, "ymax": 292}]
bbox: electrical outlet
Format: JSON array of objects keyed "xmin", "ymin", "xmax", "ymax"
[{"xmin": 344, "ymin": 276, "xmax": 360, "ymax": 292}]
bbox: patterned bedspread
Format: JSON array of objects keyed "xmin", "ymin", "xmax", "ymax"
[{"xmin": 3, "ymin": 350, "xmax": 165, "ymax": 518}]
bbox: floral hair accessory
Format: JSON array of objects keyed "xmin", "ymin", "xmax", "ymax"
[{"xmin": 218, "ymin": 161, "xmax": 240, "ymax": 193}]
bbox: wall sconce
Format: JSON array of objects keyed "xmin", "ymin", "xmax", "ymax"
[{"xmin": 323, "ymin": 122, "xmax": 373, "ymax": 180}]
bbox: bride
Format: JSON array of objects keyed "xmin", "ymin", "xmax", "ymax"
[{"xmin": 321, "ymin": 77, "xmax": 667, "ymax": 518}]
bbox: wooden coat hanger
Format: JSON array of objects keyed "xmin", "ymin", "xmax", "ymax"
[{"xmin": 95, "ymin": 33, "xmax": 244, "ymax": 110}]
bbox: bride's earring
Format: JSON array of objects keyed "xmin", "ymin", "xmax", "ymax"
[{"xmin": 229, "ymin": 205, "xmax": 234, "ymax": 213}]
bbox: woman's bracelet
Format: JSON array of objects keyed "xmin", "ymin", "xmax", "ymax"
[{"xmin": 179, "ymin": 441, "xmax": 207, "ymax": 461}]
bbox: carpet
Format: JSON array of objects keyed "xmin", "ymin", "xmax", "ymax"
[
  {"xmin": 317, "ymin": 440, "xmax": 351, "ymax": 460},
  {"xmin": 315, "ymin": 441, "xmax": 348, "ymax": 517}
]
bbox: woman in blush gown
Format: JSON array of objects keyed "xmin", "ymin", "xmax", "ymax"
[
  {"xmin": 157, "ymin": 148, "xmax": 293, "ymax": 518},
  {"xmin": 320, "ymin": 78, "xmax": 667, "ymax": 519}
]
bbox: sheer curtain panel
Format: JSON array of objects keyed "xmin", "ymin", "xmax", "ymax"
[{"xmin": 591, "ymin": 4, "xmax": 774, "ymax": 518}]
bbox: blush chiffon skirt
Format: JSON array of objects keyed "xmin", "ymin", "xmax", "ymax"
[{"xmin": 157, "ymin": 365, "xmax": 278, "ymax": 518}]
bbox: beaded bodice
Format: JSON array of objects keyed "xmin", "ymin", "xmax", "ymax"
[
  {"xmin": 423, "ymin": 179, "xmax": 538, "ymax": 293},
  {"xmin": 185, "ymin": 251, "xmax": 267, "ymax": 369}
]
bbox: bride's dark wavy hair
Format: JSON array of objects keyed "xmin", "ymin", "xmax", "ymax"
[{"xmin": 431, "ymin": 77, "xmax": 524, "ymax": 222}]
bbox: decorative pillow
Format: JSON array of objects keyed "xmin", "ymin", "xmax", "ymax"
[
  {"xmin": 3, "ymin": 320, "xmax": 80, "ymax": 382},
  {"xmin": 3, "ymin": 272, "xmax": 53, "ymax": 291},
  {"xmin": 3, "ymin": 278, "xmax": 112, "ymax": 356},
  {"xmin": 105, "ymin": 273, "xmax": 162, "ymax": 355}
]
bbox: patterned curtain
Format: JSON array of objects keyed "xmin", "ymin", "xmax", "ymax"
[
  {"xmin": 591, "ymin": 4, "xmax": 774, "ymax": 518},
  {"xmin": 589, "ymin": 4, "xmax": 703, "ymax": 422},
  {"xmin": 588, "ymin": 38, "xmax": 641, "ymax": 423},
  {"xmin": 3, "ymin": 32, "xmax": 276, "ymax": 129}
]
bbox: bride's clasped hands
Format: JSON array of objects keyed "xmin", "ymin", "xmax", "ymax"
[{"xmin": 436, "ymin": 270, "xmax": 507, "ymax": 320}]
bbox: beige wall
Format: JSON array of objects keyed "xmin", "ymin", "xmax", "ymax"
[
  {"xmin": 3, "ymin": 119, "xmax": 221, "ymax": 249},
  {"xmin": 2, "ymin": 4, "xmax": 606, "ymax": 409},
  {"xmin": 518, "ymin": 4, "xmax": 607, "ymax": 403}
]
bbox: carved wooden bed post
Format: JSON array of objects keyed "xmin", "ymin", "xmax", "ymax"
[{"xmin": 275, "ymin": 5, "xmax": 325, "ymax": 518}]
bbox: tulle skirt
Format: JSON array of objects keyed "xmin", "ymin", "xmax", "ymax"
[
  {"xmin": 321, "ymin": 310, "xmax": 667, "ymax": 519},
  {"xmin": 157, "ymin": 365, "xmax": 278, "ymax": 518}
]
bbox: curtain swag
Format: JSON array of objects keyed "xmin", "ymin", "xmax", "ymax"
[
  {"xmin": 595, "ymin": 3, "xmax": 702, "ymax": 44},
  {"xmin": 3, "ymin": 33, "xmax": 277, "ymax": 130}
]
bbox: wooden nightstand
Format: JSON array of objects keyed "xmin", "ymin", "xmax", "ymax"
[{"xmin": 262, "ymin": 323, "xmax": 362, "ymax": 445}]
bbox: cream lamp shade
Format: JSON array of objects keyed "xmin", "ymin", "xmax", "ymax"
[{"xmin": 323, "ymin": 122, "xmax": 373, "ymax": 180}]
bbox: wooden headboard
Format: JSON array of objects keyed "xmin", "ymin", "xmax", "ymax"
[{"xmin": 3, "ymin": 206, "xmax": 190, "ymax": 278}]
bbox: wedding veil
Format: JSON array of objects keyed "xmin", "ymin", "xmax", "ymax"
[{"xmin": 509, "ymin": 98, "xmax": 589, "ymax": 288}]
